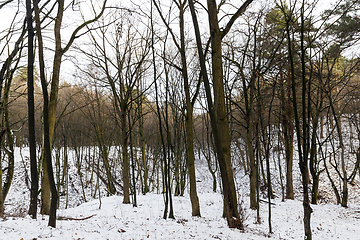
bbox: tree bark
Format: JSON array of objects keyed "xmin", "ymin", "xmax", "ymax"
[
  {"xmin": 121, "ymin": 103, "xmax": 130, "ymax": 203},
  {"xmin": 188, "ymin": 0, "xmax": 250, "ymax": 229},
  {"xmin": 26, "ymin": 0, "xmax": 38, "ymax": 219},
  {"xmin": 33, "ymin": 0, "xmax": 58, "ymax": 227},
  {"xmin": 281, "ymin": 1, "xmax": 312, "ymax": 237},
  {"xmin": 0, "ymin": 142, "xmax": 2, "ymax": 215},
  {"xmin": 42, "ymin": 0, "xmax": 107, "ymax": 213},
  {"xmin": 280, "ymin": 75, "xmax": 294, "ymax": 200},
  {"xmin": 138, "ymin": 89, "xmax": 148, "ymax": 195},
  {"xmin": 178, "ymin": 0, "xmax": 200, "ymax": 217},
  {"xmin": 207, "ymin": 0, "xmax": 239, "ymax": 216}
]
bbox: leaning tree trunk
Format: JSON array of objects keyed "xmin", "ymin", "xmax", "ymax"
[
  {"xmin": 1, "ymin": 57, "xmax": 17, "ymax": 208},
  {"xmin": 178, "ymin": 0, "xmax": 200, "ymax": 217},
  {"xmin": 329, "ymin": 98, "xmax": 348, "ymax": 207},
  {"xmin": 40, "ymin": 0, "xmax": 65, "ymax": 216},
  {"xmin": 34, "ymin": 0, "xmax": 58, "ymax": 227},
  {"xmin": 41, "ymin": 0, "xmax": 107, "ymax": 214}
]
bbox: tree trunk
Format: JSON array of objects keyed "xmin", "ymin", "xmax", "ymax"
[
  {"xmin": 207, "ymin": 0, "xmax": 239, "ymax": 217},
  {"xmin": 280, "ymin": 75, "xmax": 294, "ymax": 200},
  {"xmin": 151, "ymin": 2, "xmax": 171, "ymax": 219},
  {"xmin": 310, "ymin": 118, "xmax": 320, "ymax": 205},
  {"xmin": 33, "ymin": 0, "xmax": 58, "ymax": 226},
  {"xmin": 2, "ymin": 95, "xmax": 15, "ymax": 204},
  {"xmin": 164, "ymin": 60, "xmax": 175, "ymax": 220},
  {"xmin": 189, "ymin": 0, "xmax": 244, "ymax": 229},
  {"xmin": 0, "ymin": 131, "xmax": 4, "ymax": 215},
  {"xmin": 178, "ymin": 0, "xmax": 200, "ymax": 217},
  {"xmin": 0, "ymin": 148, "xmax": 2, "ymax": 216},
  {"xmin": 26, "ymin": 0, "xmax": 38, "ymax": 219},
  {"xmin": 121, "ymin": 104, "xmax": 130, "ymax": 204},
  {"xmin": 185, "ymin": 107, "xmax": 200, "ymax": 216},
  {"xmin": 282, "ymin": 1, "xmax": 312, "ymax": 237},
  {"xmin": 128, "ymin": 108, "xmax": 137, "ymax": 207},
  {"xmin": 329, "ymin": 101, "xmax": 348, "ymax": 207},
  {"xmin": 40, "ymin": 153, "xmax": 51, "ymax": 214},
  {"xmin": 244, "ymin": 77, "xmax": 256, "ymax": 209},
  {"xmin": 42, "ymin": 0, "xmax": 107, "ymax": 213},
  {"xmin": 139, "ymin": 93, "xmax": 148, "ymax": 195},
  {"xmin": 38, "ymin": 0, "xmax": 65, "ymax": 215}
]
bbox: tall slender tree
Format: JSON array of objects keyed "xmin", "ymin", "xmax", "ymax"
[
  {"xmin": 188, "ymin": 0, "xmax": 253, "ymax": 229},
  {"xmin": 38, "ymin": 0, "xmax": 107, "ymax": 214},
  {"xmin": 279, "ymin": 1, "xmax": 313, "ymax": 238},
  {"xmin": 26, "ymin": 0, "xmax": 38, "ymax": 219},
  {"xmin": 33, "ymin": 0, "xmax": 58, "ymax": 227},
  {"xmin": 152, "ymin": 0, "xmax": 201, "ymax": 217}
]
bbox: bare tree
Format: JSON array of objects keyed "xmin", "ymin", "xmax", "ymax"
[
  {"xmin": 78, "ymin": 9, "xmax": 151, "ymax": 204},
  {"xmin": 35, "ymin": 0, "xmax": 107, "ymax": 214},
  {"xmin": 188, "ymin": 0, "xmax": 253, "ymax": 229},
  {"xmin": 152, "ymin": 0, "xmax": 201, "ymax": 217},
  {"xmin": 33, "ymin": 0, "xmax": 58, "ymax": 227}
]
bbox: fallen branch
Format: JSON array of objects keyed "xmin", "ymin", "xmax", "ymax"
[{"xmin": 57, "ymin": 214, "xmax": 96, "ymax": 221}]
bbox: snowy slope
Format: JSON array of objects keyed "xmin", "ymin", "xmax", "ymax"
[
  {"xmin": 1, "ymin": 193, "xmax": 360, "ymax": 239},
  {"xmin": 1, "ymin": 147, "xmax": 360, "ymax": 239}
]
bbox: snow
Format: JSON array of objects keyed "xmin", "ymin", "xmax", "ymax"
[
  {"xmin": 2, "ymin": 192, "xmax": 360, "ymax": 240},
  {"xmin": 1, "ymin": 147, "xmax": 360, "ymax": 240}
]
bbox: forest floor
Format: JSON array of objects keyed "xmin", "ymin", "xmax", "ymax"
[{"xmin": 1, "ymin": 147, "xmax": 360, "ymax": 239}]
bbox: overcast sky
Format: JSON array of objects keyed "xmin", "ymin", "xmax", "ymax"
[{"xmin": 0, "ymin": 0, "xmax": 347, "ymax": 80}]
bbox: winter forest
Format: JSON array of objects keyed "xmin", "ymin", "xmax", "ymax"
[{"xmin": 0, "ymin": 0, "xmax": 360, "ymax": 239}]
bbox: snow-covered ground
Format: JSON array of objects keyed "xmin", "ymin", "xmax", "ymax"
[
  {"xmin": 1, "ymin": 147, "xmax": 360, "ymax": 239},
  {"xmin": 2, "ymin": 192, "xmax": 360, "ymax": 239}
]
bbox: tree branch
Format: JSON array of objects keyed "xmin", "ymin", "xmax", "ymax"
[
  {"xmin": 221, "ymin": 0, "xmax": 254, "ymax": 39},
  {"xmin": 62, "ymin": 0, "xmax": 108, "ymax": 53}
]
